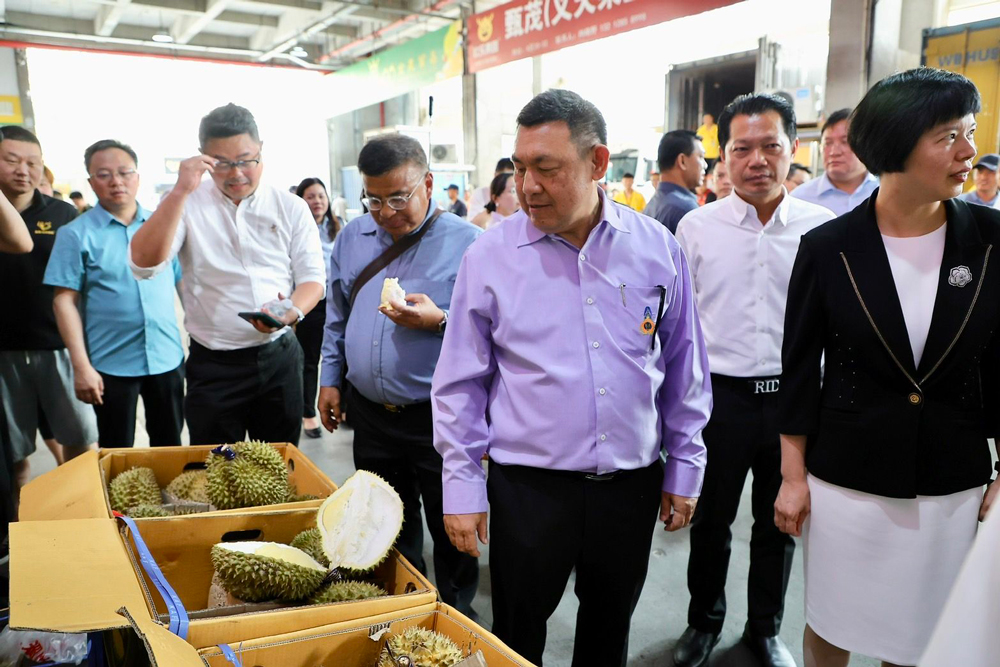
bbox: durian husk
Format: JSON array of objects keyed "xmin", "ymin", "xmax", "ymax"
[
  {"xmin": 309, "ymin": 580, "xmax": 386, "ymax": 604},
  {"xmin": 206, "ymin": 441, "xmax": 289, "ymax": 510},
  {"xmin": 126, "ymin": 504, "xmax": 172, "ymax": 518},
  {"xmin": 166, "ymin": 470, "xmax": 210, "ymax": 504},
  {"xmin": 290, "ymin": 528, "xmax": 330, "ymax": 567},
  {"xmin": 210, "ymin": 542, "xmax": 326, "ymax": 602},
  {"xmin": 108, "ymin": 467, "xmax": 161, "ymax": 513},
  {"xmin": 318, "ymin": 470, "xmax": 404, "ymax": 572},
  {"xmin": 377, "ymin": 627, "xmax": 464, "ymax": 667}
]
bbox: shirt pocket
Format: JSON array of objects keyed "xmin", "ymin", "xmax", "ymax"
[{"xmin": 607, "ymin": 285, "xmax": 667, "ymax": 360}]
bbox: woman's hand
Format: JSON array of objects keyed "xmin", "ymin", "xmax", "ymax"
[
  {"xmin": 774, "ymin": 477, "xmax": 811, "ymax": 537},
  {"xmin": 980, "ymin": 480, "xmax": 1000, "ymax": 521}
]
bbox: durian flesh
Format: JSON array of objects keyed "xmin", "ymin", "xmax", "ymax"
[
  {"xmin": 210, "ymin": 541, "xmax": 326, "ymax": 602},
  {"xmin": 290, "ymin": 528, "xmax": 330, "ymax": 567},
  {"xmin": 318, "ymin": 470, "xmax": 404, "ymax": 571},
  {"xmin": 378, "ymin": 626, "xmax": 464, "ymax": 667},
  {"xmin": 380, "ymin": 277, "xmax": 405, "ymax": 310}
]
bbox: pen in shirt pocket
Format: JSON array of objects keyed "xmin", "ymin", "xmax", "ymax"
[{"xmin": 620, "ymin": 283, "xmax": 627, "ymax": 307}]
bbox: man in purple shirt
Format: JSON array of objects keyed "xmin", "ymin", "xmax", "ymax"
[{"xmin": 432, "ymin": 89, "xmax": 712, "ymax": 666}]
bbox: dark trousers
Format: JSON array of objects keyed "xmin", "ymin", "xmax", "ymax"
[
  {"xmin": 93, "ymin": 365, "xmax": 184, "ymax": 448},
  {"xmin": 488, "ymin": 461, "xmax": 663, "ymax": 667},
  {"xmin": 185, "ymin": 334, "xmax": 303, "ymax": 446},
  {"xmin": 348, "ymin": 384, "xmax": 479, "ymax": 616},
  {"xmin": 295, "ymin": 298, "xmax": 325, "ymax": 419},
  {"xmin": 686, "ymin": 374, "xmax": 795, "ymax": 637}
]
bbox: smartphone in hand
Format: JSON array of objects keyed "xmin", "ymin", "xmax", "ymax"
[{"xmin": 238, "ymin": 311, "xmax": 285, "ymax": 329}]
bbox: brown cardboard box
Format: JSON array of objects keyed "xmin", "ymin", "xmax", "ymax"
[
  {"xmin": 197, "ymin": 603, "xmax": 536, "ymax": 666},
  {"xmin": 19, "ymin": 444, "xmax": 337, "ymax": 522}
]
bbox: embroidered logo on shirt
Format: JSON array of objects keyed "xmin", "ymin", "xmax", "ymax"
[
  {"xmin": 34, "ymin": 221, "xmax": 54, "ymax": 235},
  {"xmin": 949, "ymin": 265, "xmax": 972, "ymax": 288},
  {"xmin": 640, "ymin": 306, "xmax": 655, "ymax": 335}
]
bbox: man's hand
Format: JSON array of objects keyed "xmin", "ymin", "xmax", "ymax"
[
  {"xmin": 318, "ymin": 386, "xmax": 341, "ymax": 432},
  {"xmin": 174, "ymin": 155, "xmax": 217, "ymax": 196},
  {"xmin": 444, "ymin": 512, "xmax": 488, "ymax": 557},
  {"xmin": 774, "ymin": 477, "xmax": 810, "ymax": 536},
  {"xmin": 74, "ymin": 364, "xmax": 104, "ymax": 406},
  {"xmin": 661, "ymin": 492, "xmax": 697, "ymax": 532},
  {"xmin": 980, "ymin": 481, "xmax": 1000, "ymax": 522},
  {"xmin": 379, "ymin": 293, "xmax": 445, "ymax": 331},
  {"xmin": 251, "ymin": 292, "xmax": 299, "ymax": 334}
]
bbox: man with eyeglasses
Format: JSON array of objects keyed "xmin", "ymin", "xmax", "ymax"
[
  {"xmin": 0, "ymin": 126, "xmax": 97, "ymax": 507},
  {"xmin": 44, "ymin": 140, "xmax": 184, "ymax": 448},
  {"xmin": 130, "ymin": 103, "xmax": 326, "ymax": 446},
  {"xmin": 317, "ymin": 133, "xmax": 482, "ymax": 619}
]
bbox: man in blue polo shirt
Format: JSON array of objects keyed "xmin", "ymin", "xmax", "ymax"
[
  {"xmin": 644, "ymin": 130, "xmax": 706, "ymax": 233},
  {"xmin": 45, "ymin": 139, "xmax": 184, "ymax": 448}
]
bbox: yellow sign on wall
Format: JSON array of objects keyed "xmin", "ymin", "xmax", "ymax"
[{"xmin": 0, "ymin": 95, "xmax": 24, "ymax": 124}]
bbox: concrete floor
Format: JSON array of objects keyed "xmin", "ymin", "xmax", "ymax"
[{"xmin": 26, "ymin": 418, "xmax": 884, "ymax": 667}]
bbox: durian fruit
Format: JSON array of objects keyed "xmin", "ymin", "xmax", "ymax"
[
  {"xmin": 166, "ymin": 469, "xmax": 210, "ymax": 503},
  {"xmin": 377, "ymin": 627, "xmax": 463, "ymax": 667},
  {"xmin": 126, "ymin": 504, "xmax": 172, "ymax": 518},
  {"xmin": 210, "ymin": 542, "xmax": 326, "ymax": 602},
  {"xmin": 205, "ymin": 441, "xmax": 289, "ymax": 510},
  {"xmin": 318, "ymin": 470, "xmax": 404, "ymax": 572},
  {"xmin": 380, "ymin": 277, "xmax": 405, "ymax": 310},
  {"xmin": 290, "ymin": 528, "xmax": 330, "ymax": 567},
  {"xmin": 285, "ymin": 481, "xmax": 319, "ymax": 503},
  {"xmin": 309, "ymin": 580, "xmax": 386, "ymax": 604},
  {"xmin": 108, "ymin": 467, "xmax": 161, "ymax": 513}
]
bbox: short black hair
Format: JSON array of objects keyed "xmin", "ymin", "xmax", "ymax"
[
  {"xmin": 821, "ymin": 108, "xmax": 852, "ymax": 137},
  {"xmin": 657, "ymin": 130, "xmax": 700, "ymax": 171},
  {"xmin": 447, "ymin": 184, "xmax": 459, "ymax": 191},
  {"xmin": 84, "ymin": 139, "xmax": 138, "ymax": 172},
  {"xmin": 485, "ymin": 172, "xmax": 514, "ymax": 213},
  {"xmin": 849, "ymin": 67, "xmax": 981, "ymax": 176},
  {"xmin": 516, "ymin": 89, "xmax": 607, "ymax": 156},
  {"xmin": 0, "ymin": 125, "xmax": 40, "ymax": 147},
  {"xmin": 788, "ymin": 163, "xmax": 812, "ymax": 177},
  {"xmin": 357, "ymin": 133, "xmax": 428, "ymax": 177},
  {"xmin": 495, "ymin": 157, "xmax": 514, "ymax": 173},
  {"xmin": 69, "ymin": 191, "xmax": 83, "ymax": 199},
  {"xmin": 199, "ymin": 103, "xmax": 260, "ymax": 149},
  {"xmin": 622, "ymin": 172, "xmax": 635, "ymax": 179},
  {"xmin": 718, "ymin": 93, "xmax": 797, "ymax": 157}
]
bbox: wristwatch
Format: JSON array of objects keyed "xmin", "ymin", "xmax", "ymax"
[
  {"xmin": 436, "ymin": 310, "xmax": 448, "ymax": 333},
  {"xmin": 291, "ymin": 306, "xmax": 305, "ymax": 324}
]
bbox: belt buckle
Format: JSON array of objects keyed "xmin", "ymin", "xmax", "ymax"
[
  {"xmin": 584, "ymin": 471, "xmax": 618, "ymax": 482},
  {"xmin": 383, "ymin": 403, "xmax": 400, "ymax": 413}
]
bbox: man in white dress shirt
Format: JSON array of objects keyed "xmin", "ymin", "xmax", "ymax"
[
  {"xmin": 129, "ymin": 104, "xmax": 326, "ymax": 445},
  {"xmin": 791, "ymin": 108, "xmax": 878, "ymax": 217},
  {"xmin": 671, "ymin": 94, "xmax": 834, "ymax": 667}
]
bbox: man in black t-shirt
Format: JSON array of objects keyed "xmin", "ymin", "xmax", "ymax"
[{"xmin": 0, "ymin": 127, "xmax": 97, "ymax": 508}]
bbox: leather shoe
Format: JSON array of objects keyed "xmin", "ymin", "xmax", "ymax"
[
  {"xmin": 672, "ymin": 626, "xmax": 721, "ymax": 667},
  {"xmin": 304, "ymin": 427, "xmax": 323, "ymax": 439},
  {"xmin": 741, "ymin": 627, "xmax": 796, "ymax": 667}
]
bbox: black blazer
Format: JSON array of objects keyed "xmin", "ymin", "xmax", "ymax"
[{"xmin": 779, "ymin": 189, "xmax": 1000, "ymax": 498}]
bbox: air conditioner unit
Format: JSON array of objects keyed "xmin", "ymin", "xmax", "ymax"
[
  {"xmin": 430, "ymin": 143, "xmax": 460, "ymax": 164},
  {"xmin": 764, "ymin": 87, "xmax": 821, "ymax": 124}
]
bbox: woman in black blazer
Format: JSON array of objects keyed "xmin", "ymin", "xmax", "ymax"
[{"xmin": 775, "ymin": 68, "xmax": 1000, "ymax": 667}]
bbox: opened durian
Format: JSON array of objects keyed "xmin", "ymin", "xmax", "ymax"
[
  {"xmin": 126, "ymin": 504, "xmax": 172, "ymax": 518},
  {"xmin": 290, "ymin": 528, "xmax": 330, "ymax": 567},
  {"xmin": 377, "ymin": 627, "xmax": 463, "ymax": 667},
  {"xmin": 210, "ymin": 542, "xmax": 326, "ymax": 602},
  {"xmin": 380, "ymin": 277, "xmax": 405, "ymax": 310},
  {"xmin": 309, "ymin": 580, "xmax": 386, "ymax": 604},
  {"xmin": 108, "ymin": 467, "xmax": 161, "ymax": 513},
  {"xmin": 166, "ymin": 469, "xmax": 210, "ymax": 504},
  {"xmin": 318, "ymin": 470, "xmax": 404, "ymax": 572},
  {"xmin": 206, "ymin": 441, "xmax": 289, "ymax": 510}
]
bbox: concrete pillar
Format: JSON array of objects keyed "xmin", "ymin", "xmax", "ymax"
[
  {"xmin": 823, "ymin": 0, "xmax": 869, "ymax": 114},
  {"xmin": 0, "ymin": 47, "xmax": 35, "ymax": 131},
  {"xmin": 532, "ymin": 56, "xmax": 542, "ymax": 96}
]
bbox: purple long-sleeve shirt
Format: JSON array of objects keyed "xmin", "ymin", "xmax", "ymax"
[{"xmin": 431, "ymin": 191, "xmax": 712, "ymax": 514}]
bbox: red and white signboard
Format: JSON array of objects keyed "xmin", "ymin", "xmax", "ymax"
[{"xmin": 467, "ymin": 0, "xmax": 741, "ymax": 74}]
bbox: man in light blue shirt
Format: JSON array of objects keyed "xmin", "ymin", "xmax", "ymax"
[
  {"xmin": 792, "ymin": 108, "xmax": 879, "ymax": 217},
  {"xmin": 317, "ymin": 134, "xmax": 482, "ymax": 618},
  {"xmin": 45, "ymin": 139, "xmax": 184, "ymax": 448},
  {"xmin": 959, "ymin": 154, "xmax": 1000, "ymax": 207}
]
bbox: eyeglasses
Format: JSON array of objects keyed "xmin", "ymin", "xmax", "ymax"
[
  {"xmin": 362, "ymin": 177, "xmax": 425, "ymax": 212},
  {"xmin": 92, "ymin": 169, "xmax": 137, "ymax": 183},
  {"xmin": 215, "ymin": 155, "xmax": 261, "ymax": 171}
]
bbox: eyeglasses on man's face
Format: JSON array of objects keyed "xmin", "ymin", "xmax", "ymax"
[
  {"xmin": 215, "ymin": 154, "xmax": 261, "ymax": 172},
  {"xmin": 362, "ymin": 176, "xmax": 425, "ymax": 212},
  {"xmin": 91, "ymin": 169, "xmax": 137, "ymax": 183}
]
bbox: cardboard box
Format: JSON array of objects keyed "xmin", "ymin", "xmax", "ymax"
[
  {"xmin": 19, "ymin": 444, "xmax": 337, "ymax": 522},
  {"xmin": 197, "ymin": 603, "xmax": 535, "ymax": 667}
]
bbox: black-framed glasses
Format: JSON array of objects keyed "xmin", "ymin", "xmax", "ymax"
[
  {"xmin": 92, "ymin": 169, "xmax": 137, "ymax": 182},
  {"xmin": 216, "ymin": 154, "xmax": 261, "ymax": 171},
  {"xmin": 361, "ymin": 177, "xmax": 425, "ymax": 212}
]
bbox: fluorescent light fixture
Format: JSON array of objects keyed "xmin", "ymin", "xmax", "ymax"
[
  {"xmin": 151, "ymin": 33, "xmax": 174, "ymax": 43},
  {"xmin": 289, "ymin": 46, "xmax": 308, "ymax": 57}
]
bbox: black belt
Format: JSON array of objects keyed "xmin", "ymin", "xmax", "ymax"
[
  {"xmin": 711, "ymin": 374, "xmax": 781, "ymax": 395},
  {"xmin": 349, "ymin": 384, "xmax": 430, "ymax": 414},
  {"xmin": 493, "ymin": 462, "xmax": 647, "ymax": 482}
]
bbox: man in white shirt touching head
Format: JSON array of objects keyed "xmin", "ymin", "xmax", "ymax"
[
  {"xmin": 672, "ymin": 93, "xmax": 834, "ymax": 667},
  {"xmin": 130, "ymin": 103, "xmax": 326, "ymax": 445}
]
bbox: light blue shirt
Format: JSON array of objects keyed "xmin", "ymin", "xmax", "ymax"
[
  {"xmin": 44, "ymin": 202, "xmax": 184, "ymax": 377},
  {"xmin": 321, "ymin": 205, "xmax": 482, "ymax": 405},
  {"xmin": 791, "ymin": 171, "xmax": 879, "ymax": 218},
  {"xmin": 958, "ymin": 190, "xmax": 999, "ymax": 208}
]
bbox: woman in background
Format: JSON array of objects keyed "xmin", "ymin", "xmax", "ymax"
[{"xmin": 471, "ymin": 172, "xmax": 518, "ymax": 230}]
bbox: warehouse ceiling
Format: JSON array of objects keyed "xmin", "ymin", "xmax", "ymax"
[{"xmin": 0, "ymin": 0, "xmax": 506, "ymax": 70}]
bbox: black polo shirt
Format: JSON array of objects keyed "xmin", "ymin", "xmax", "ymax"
[{"xmin": 0, "ymin": 191, "xmax": 77, "ymax": 350}]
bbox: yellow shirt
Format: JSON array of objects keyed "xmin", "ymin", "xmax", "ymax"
[
  {"xmin": 696, "ymin": 123, "xmax": 720, "ymax": 159},
  {"xmin": 612, "ymin": 189, "xmax": 646, "ymax": 212}
]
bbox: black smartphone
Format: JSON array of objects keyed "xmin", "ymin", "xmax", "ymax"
[{"xmin": 238, "ymin": 311, "xmax": 285, "ymax": 329}]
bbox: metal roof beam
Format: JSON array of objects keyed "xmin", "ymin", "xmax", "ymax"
[
  {"xmin": 95, "ymin": 0, "xmax": 133, "ymax": 37},
  {"xmin": 170, "ymin": 0, "xmax": 234, "ymax": 44}
]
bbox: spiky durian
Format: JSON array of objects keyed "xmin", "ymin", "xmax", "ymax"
[
  {"xmin": 108, "ymin": 467, "xmax": 161, "ymax": 513},
  {"xmin": 285, "ymin": 481, "xmax": 320, "ymax": 503},
  {"xmin": 205, "ymin": 441, "xmax": 289, "ymax": 510},
  {"xmin": 210, "ymin": 542, "xmax": 326, "ymax": 602},
  {"xmin": 127, "ymin": 504, "xmax": 171, "ymax": 518},
  {"xmin": 166, "ymin": 470, "xmax": 210, "ymax": 504},
  {"xmin": 318, "ymin": 470, "xmax": 404, "ymax": 571},
  {"xmin": 309, "ymin": 580, "xmax": 386, "ymax": 604},
  {"xmin": 290, "ymin": 528, "xmax": 330, "ymax": 567},
  {"xmin": 377, "ymin": 627, "xmax": 463, "ymax": 667}
]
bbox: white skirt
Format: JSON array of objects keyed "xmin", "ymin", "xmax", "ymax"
[{"xmin": 804, "ymin": 474, "xmax": 982, "ymax": 665}]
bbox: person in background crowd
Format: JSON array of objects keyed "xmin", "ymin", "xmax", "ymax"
[
  {"xmin": 0, "ymin": 126, "xmax": 97, "ymax": 508},
  {"xmin": 644, "ymin": 130, "xmax": 706, "ymax": 233},
  {"xmin": 318, "ymin": 134, "xmax": 482, "ymax": 618},
  {"xmin": 612, "ymin": 172, "xmax": 646, "ymax": 211},
  {"xmin": 673, "ymin": 93, "xmax": 834, "ymax": 667},
  {"xmin": 295, "ymin": 176, "xmax": 339, "ymax": 439},
  {"xmin": 792, "ymin": 108, "xmax": 878, "ymax": 216},
  {"xmin": 433, "ymin": 89, "xmax": 712, "ymax": 667},
  {"xmin": 784, "ymin": 163, "xmax": 812, "ymax": 192},
  {"xmin": 446, "ymin": 184, "xmax": 468, "ymax": 218},
  {"xmin": 44, "ymin": 140, "xmax": 184, "ymax": 449},
  {"xmin": 958, "ymin": 153, "xmax": 1000, "ymax": 207},
  {"xmin": 130, "ymin": 103, "xmax": 326, "ymax": 446},
  {"xmin": 776, "ymin": 67, "xmax": 1000, "ymax": 667},
  {"xmin": 468, "ymin": 157, "xmax": 515, "ymax": 219},
  {"xmin": 704, "ymin": 160, "xmax": 734, "ymax": 204},
  {"xmin": 697, "ymin": 113, "xmax": 721, "ymax": 171},
  {"xmin": 471, "ymin": 171, "xmax": 519, "ymax": 229},
  {"xmin": 69, "ymin": 191, "xmax": 91, "ymax": 214},
  {"xmin": 38, "ymin": 166, "xmax": 54, "ymax": 197}
]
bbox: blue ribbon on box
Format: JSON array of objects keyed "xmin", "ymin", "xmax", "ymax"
[{"xmin": 218, "ymin": 643, "xmax": 244, "ymax": 666}]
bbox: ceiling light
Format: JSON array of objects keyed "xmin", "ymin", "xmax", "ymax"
[
  {"xmin": 151, "ymin": 33, "xmax": 174, "ymax": 43},
  {"xmin": 289, "ymin": 46, "xmax": 308, "ymax": 57}
]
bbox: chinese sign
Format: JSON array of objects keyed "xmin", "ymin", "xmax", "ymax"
[{"xmin": 467, "ymin": 0, "xmax": 741, "ymax": 74}]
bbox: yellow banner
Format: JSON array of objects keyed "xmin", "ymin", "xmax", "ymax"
[{"xmin": 0, "ymin": 95, "xmax": 24, "ymax": 124}]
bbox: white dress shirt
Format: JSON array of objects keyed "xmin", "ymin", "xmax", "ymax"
[
  {"xmin": 675, "ymin": 189, "xmax": 834, "ymax": 377},
  {"xmin": 129, "ymin": 180, "xmax": 326, "ymax": 351},
  {"xmin": 791, "ymin": 171, "xmax": 879, "ymax": 218}
]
